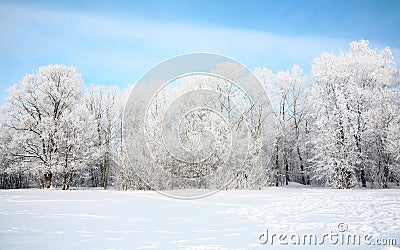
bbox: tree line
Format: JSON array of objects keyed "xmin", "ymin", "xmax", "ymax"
[{"xmin": 0, "ymin": 40, "xmax": 399, "ymax": 190}]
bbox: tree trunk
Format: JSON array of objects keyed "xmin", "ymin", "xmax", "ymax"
[
  {"xmin": 274, "ymin": 144, "xmax": 279, "ymax": 187},
  {"xmin": 44, "ymin": 172, "xmax": 52, "ymax": 188},
  {"xmin": 284, "ymin": 148, "xmax": 290, "ymax": 185},
  {"xmin": 383, "ymin": 165, "xmax": 389, "ymax": 189},
  {"xmin": 296, "ymin": 146, "xmax": 306, "ymax": 185},
  {"xmin": 360, "ymin": 168, "xmax": 366, "ymax": 188},
  {"xmin": 103, "ymin": 150, "xmax": 109, "ymax": 189}
]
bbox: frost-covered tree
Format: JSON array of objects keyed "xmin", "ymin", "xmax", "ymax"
[
  {"xmin": 56, "ymin": 106, "xmax": 98, "ymax": 189},
  {"xmin": 364, "ymin": 80, "xmax": 399, "ymax": 188},
  {"xmin": 87, "ymin": 85, "xmax": 122, "ymax": 189},
  {"xmin": 311, "ymin": 40, "xmax": 399, "ymax": 188},
  {"xmin": 3, "ymin": 65, "xmax": 98, "ymax": 188},
  {"xmin": 0, "ymin": 118, "xmax": 23, "ymax": 189},
  {"xmin": 121, "ymin": 62, "xmax": 271, "ymax": 191},
  {"xmin": 117, "ymin": 83, "xmax": 154, "ymax": 190},
  {"xmin": 254, "ymin": 65, "xmax": 311, "ymax": 186}
]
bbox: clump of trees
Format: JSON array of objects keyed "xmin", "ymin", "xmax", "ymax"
[
  {"xmin": 0, "ymin": 40, "xmax": 399, "ymax": 190},
  {"xmin": 0, "ymin": 65, "xmax": 128, "ymax": 189},
  {"xmin": 311, "ymin": 40, "xmax": 399, "ymax": 188}
]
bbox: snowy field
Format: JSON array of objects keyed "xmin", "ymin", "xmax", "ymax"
[{"xmin": 1, "ymin": 184, "xmax": 399, "ymax": 249}]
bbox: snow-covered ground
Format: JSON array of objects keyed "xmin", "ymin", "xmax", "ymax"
[{"xmin": 0, "ymin": 184, "xmax": 399, "ymax": 249}]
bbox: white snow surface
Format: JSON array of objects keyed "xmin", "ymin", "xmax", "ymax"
[{"xmin": 0, "ymin": 184, "xmax": 399, "ymax": 249}]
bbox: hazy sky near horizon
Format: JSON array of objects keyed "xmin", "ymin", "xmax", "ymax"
[{"xmin": 1, "ymin": 0, "xmax": 400, "ymax": 104}]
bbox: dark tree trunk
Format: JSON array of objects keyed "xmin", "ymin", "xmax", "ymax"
[
  {"xmin": 45, "ymin": 172, "xmax": 52, "ymax": 188},
  {"xmin": 274, "ymin": 144, "xmax": 279, "ymax": 187},
  {"xmin": 383, "ymin": 165, "xmax": 389, "ymax": 189},
  {"xmin": 284, "ymin": 151, "xmax": 290, "ymax": 185},
  {"xmin": 360, "ymin": 168, "xmax": 366, "ymax": 188}
]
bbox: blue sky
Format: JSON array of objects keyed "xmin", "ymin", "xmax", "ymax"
[{"xmin": 1, "ymin": 0, "xmax": 400, "ymax": 104}]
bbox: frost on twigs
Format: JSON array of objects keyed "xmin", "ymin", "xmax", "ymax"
[{"xmin": 123, "ymin": 53, "xmax": 275, "ymax": 199}]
